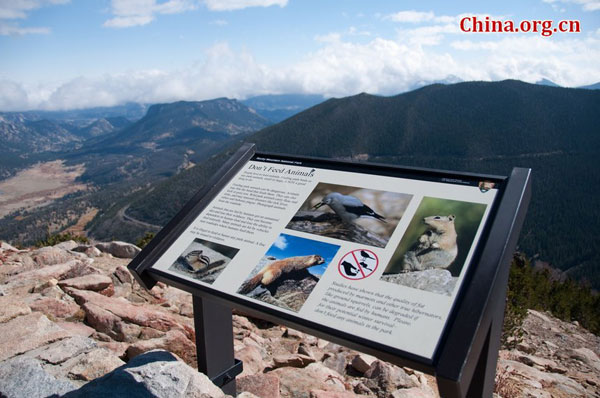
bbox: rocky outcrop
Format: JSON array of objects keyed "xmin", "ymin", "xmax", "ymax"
[
  {"xmin": 495, "ymin": 309, "xmax": 600, "ymax": 397},
  {"xmin": 380, "ymin": 269, "xmax": 457, "ymax": 296},
  {"xmin": 1, "ymin": 240, "xmax": 598, "ymax": 398}
]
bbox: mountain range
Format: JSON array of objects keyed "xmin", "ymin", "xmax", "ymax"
[{"xmin": 0, "ymin": 81, "xmax": 599, "ymax": 288}]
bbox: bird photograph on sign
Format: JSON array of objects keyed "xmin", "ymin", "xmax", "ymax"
[{"xmin": 287, "ymin": 183, "xmax": 412, "ymax": 248}]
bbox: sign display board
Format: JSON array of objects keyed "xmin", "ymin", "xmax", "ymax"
[{"xmin": 140, "ymin": 146, "xmax": 506, "ymax": 362}]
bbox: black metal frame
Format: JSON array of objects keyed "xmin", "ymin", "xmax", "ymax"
[{"xmin": 128, "ymin": 143, "xmax": 531, "ymax": 397}]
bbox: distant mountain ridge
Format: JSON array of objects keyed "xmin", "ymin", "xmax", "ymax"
[
  {"xmin": 1, "ymin": 81, "xmax": 599, "ymax": 289},
  {"xmin": 125, "ymin": 80, "xmax": 600, "ymax": 288}
]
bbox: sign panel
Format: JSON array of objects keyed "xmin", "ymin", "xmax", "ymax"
[{"xmin": 147, "ymin": 152, "xmax": 502, "ymax": 360}]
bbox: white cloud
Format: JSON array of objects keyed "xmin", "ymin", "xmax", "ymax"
[
  {"xmin": 385, "ymin": 10, "xmax": 435, "ymax": 23},
  {"xmin": 1, "ymin": 31, "xmax": 599, "ymax": 111},
  {"xmin": 449, "ymin": 36, "xmax": 600, "ymax": 85},
  {"xmin": 273, "ymin": 235, "xmax": 288, "ymax": 250},
  {"xmin": 0, "ymin": 80, "xmax": 29, "ymax": 111},
  {"xmin": 204, "ymin": 0, "xmax": 287, "ymax": 11},
  {"xmin": 0, "ymin": 0, "xmax": 68, "ymax": 36},
  {"xmin": 543, "ymin": 0, "xmax": 600, "ymax": 11},
  {"xmin": 0, "ymin": 23, "xmax": 50, "ymax": 35},
  {"xmin": 103, "ymin": 0, "xmax": 198, "ymax": 28}
]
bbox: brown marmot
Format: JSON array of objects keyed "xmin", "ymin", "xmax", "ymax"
[
  {"xmin": 238, "ymin": 254, "xmax": 324, "ymax": 294},
  {"xmin": 401, "ymin": 215, "xmax": 458, "ymax": 272}
]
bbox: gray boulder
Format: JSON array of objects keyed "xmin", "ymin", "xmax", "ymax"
[
  {"xmin": 62, "ymin": 350, "xmax": 228, "ymax": 398},
  {"xmin": 95, "ymin": 242, "xmax": 141, "ymax": 259},
  {"xmin": 0, "ymin": 357, "xmax": 76, "ymax": 398}
]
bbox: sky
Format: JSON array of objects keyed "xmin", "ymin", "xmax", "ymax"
[{"xmin": 0, "ymin": 0, "xmax": 599, "ymax": 111}]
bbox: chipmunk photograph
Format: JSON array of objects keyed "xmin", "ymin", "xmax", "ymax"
[
  {"xmin": 169, "ymin": 238, "xmax": 239, "ymax": 284},
  {"xmin": 286, "ymin": 183, "xmax": 412, "ymax": 248},
  {"xmin": 381, "ymin": 197, "xmax": 487, "ymax": 296},
  {"xmin": 237, "ymin": 233, "xmax": 340, "ymax": 312}
]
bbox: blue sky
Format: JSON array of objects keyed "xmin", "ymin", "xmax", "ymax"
[
  {"xmin": 0, "ymin": 0, "xmax": 599, "ymax": 110},
  {"xmin": 266, "ymin": 233, "xmax": 339, "ymax": 277}
]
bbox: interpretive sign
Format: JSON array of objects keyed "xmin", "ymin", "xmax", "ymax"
[{"xmin": 129, "ymin": 143, "xmax": 531, "ymax": 397}]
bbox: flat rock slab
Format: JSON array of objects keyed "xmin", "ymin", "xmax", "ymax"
[
  {"xmin": 0, "ymin": 296, "xmax": 31, "ymax": 323},
  {"xmin": 32, "ymin": 336, "xmax": 97, "ymax": 365},
  {"xmin": 0, "ymin": 357, "xmax": 76, "ymax": 398},
  {"xmin": 68, "ymin": 288, "xmax": 193, "ymax": 338},
  {"xmin": 58, "ymin": 274, "xmax": 113, "ymax": 291},
  {"xmin": 0, "ymin": 312, "xmax": 71, "ymax": 361}
]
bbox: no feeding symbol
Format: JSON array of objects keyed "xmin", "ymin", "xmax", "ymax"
[{"xmin": 338, "ymin": 249, "xmax": 378, "ymax": 280}]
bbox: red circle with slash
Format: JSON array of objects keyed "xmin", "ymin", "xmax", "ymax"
[{"xmin": 338, "ymin": 249, "xmax": 378, "ymax": 280}]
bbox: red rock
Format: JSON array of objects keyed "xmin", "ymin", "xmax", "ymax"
[
  {"xmin": 98, "ymin": 341, "xmax": 129, "ymax": 359},
  {"xmin": 98, "ymin": 284, "xmax": 115, "ymax": 297},
  {"xmin": 32, "ymin": 247, "xmax": 73, "ymax": 266},
  {"xmin": 126, "ymin": 330, "xmax": 196, "ymax": 366},
  {"xmin": 0, "ymin": 313, "xmax": 71, "ymax": 361},
  {"xmin": 29, "ymin": 297, "xmax": 81, "ymax": 319},
  {"xmin": 273, "ymin": 353, "xmax": 315, "ymax": 368},
  {"xmin": 235, "ymin": 344, "xmax": 267, "ymax": 377},
  {"xmin": 67, "ymin": 288, "xmax": 194, "ymax": 339},
  {"xmin": 139, "ymin": 327, "xmax": 165, "ymax": 340},
  {"xmin": 82, "ymin": 302, "xmax": 127, "ymax": 341},
  {"xmin": 114, "ymin": 265, "xmax": 134, "ymax": 285},
  {"xmin": 363, "ymin": 360, "xmax": 418, "ymax": 394},
  {"xmin": 7, "ymin": 260, "xmax": 78, "ymax": 286},
  {"xmin": 55, "ymin": 321, "xmax": 95, "ymax": 338},
  {"xmin": 283, "ymin": 327, "xmax": 305, "ymax": 339},
  {"xmin": 58, "ymin": 274, "xmax": 113, "ymax": 292},
  {"xmin": 351, "ymin": 354, "xmax": 377, "ymax": 374},
  {"xmin": 237, "ymin": 373, "xmax": 280, "ymax": 398},
  {"xmin": 0, "ymin": 296, "xmax": 31, "ymax": 322},
  {"xmin": 271, "ymin": 363, "xmax": 347, "ymax": 396},
  {"xmin": 32, "ymin": 278, "xmax": 59, "ymax": 293}
]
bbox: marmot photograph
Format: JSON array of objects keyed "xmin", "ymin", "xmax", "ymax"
[
  {"xmin": 286, "ymin": 183, "xmax": 412, "ymax": 248},
  {"xmin": 237, "ymin": 233, "xmax": 340, "ymax": 312},
  {"xmin": 381, "ymin": 197, "xmax": 487, "ymax": 296},
  {"xmin": 169, "ymin": 238, "xmax": 239, "ymax": 284}
]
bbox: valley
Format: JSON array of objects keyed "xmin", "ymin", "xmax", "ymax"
[{"xmin": 0, "ymin": 160, "xmax": 88, "ymax": 219}]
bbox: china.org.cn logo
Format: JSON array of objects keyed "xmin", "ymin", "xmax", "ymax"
[{"xmin": 460, "ymin": 16, "xmax": 581, "ymax": 37}]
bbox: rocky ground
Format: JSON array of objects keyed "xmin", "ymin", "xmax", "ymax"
[{"xmin": 0, "ymin": 240, "xmax": 598, "ymax": 397}]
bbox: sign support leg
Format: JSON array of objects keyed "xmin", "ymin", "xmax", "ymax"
[
  {"xmin": 466, "ymin": 314, "xmax": 504, "ymax": 397},
  {"xmin": 193, "ymin": 295, "xmax": 243, "ymax": 396}
]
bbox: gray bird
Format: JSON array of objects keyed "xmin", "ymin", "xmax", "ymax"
[{"xmin": 313, "ymin": 192, "xmax": 387, "ymax": 224}]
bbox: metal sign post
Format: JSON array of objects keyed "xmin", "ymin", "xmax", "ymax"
[
  {"xmin": 128, "ymin": 143, "xmax": 531, "ymax": 398},
  {"xmin": 193, "ymin": 295, "xmax": 242, "ymax": 395}
]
